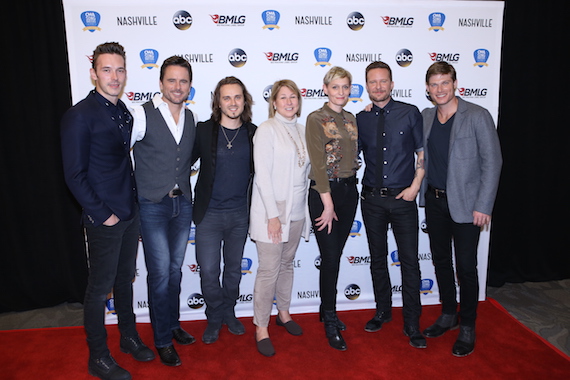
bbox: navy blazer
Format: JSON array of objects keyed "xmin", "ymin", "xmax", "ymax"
[
  {"xmin": 191, "ymin": 119, "xmax": 256, "ymax": 225},
  {"xmin": 61, "ymin": 90, "xmax": 137, "ymax": 227},
  {"xmin": 419, "ymin": 97, "xmax": 502, "ymax": 223}
]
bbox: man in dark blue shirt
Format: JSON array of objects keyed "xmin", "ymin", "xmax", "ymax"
[{"xmin": 356, "ymin": 61, "xmax": 426, "ymax": 349}]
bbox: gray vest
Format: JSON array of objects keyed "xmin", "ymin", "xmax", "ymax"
[{"xmin": 134, "ymin": 101, "xmax": 195, "ymax": 202}]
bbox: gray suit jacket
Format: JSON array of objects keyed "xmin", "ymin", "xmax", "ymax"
[{"xmin": 419, "ymin": 97, "xmax": 502, "ymax": 223}]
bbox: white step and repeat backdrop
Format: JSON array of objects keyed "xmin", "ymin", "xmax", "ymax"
[{"xmin": 62, "ymin": 0, "xmax": 504, "ymax": 323}]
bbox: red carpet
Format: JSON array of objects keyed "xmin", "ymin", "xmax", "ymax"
[{"xmin": 1, "ymin": 300, "xmax": 568, "ymax": 380}]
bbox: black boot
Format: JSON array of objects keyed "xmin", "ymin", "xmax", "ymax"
[
  {"xmin": 322, "ymin": 310, "xmax": 347, "ymax": 351},
  {"xmin": 319, "ymin": 305, "xmax": 346, "ymax": 331}
]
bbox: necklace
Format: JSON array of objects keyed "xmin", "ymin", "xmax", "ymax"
[
  {"xmin": 221, "ymin": 125, "xmax": 241, "ymax": 149},
  {"xmin": 283, "ymin": 123, "xmax": 306, "ymax": 167}
]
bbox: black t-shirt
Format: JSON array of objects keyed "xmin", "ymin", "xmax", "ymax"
[{"xmin": 427, "ymin": 114, "xmax": 454, "ymax": 190}]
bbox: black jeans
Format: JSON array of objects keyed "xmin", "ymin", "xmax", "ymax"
[
  {"xmin": 309, "ymin": 180, "xmax": 358, "ymax": 311},
  {"xmin": 83, "ymin": 210, "xmax": 140, "ymax": 359},
  {"xmin": 425, "ymin": 190, "xmax": 481, "ymax": 327},
  {"xmin": 361, "ymin": 189, "xmax": 421, "ymax": 327}
]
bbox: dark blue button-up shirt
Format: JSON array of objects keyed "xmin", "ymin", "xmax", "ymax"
[{"xmin": 357, "ymin": 98, "xmax": 423, "ymax": 188}]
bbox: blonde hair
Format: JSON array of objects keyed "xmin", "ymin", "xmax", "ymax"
[
  {"xmin": 269, "ymin": 79, "xmax": 302, "ymax": 118},
  {"xmin": 323, "ymin": 66, "xmax": 352, "ymax": 85}
]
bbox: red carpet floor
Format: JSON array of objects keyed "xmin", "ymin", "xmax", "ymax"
[{"xmin": 1, "ymin": 299, "xmax": 568, "ymax": 380}]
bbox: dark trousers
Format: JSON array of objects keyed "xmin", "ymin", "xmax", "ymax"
[
  {"xmin": 195, "ymin": 205, "xmax": 249, "ymax": 323},
  {"xmin": 309, "ymin": 180, "xmax": 358, "ymax": 311},
  {"xmin": 425, "ymin": 190, "xmax": 481, "ymax": 327},
  {"xmin": 83, "ymin": 211, "xmax": 140, "ymax": 359},
  {"xmin": 361, "ymin": 189, "xmax": 421, "ymax": 327}
]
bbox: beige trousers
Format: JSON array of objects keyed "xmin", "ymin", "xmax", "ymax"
[{"xmin": 252, "ymin": 219, "xmax": 304, "ymax": 327}]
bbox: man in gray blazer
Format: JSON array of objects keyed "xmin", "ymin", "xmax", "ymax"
[{"xmin": 419, "ymin": 62, "xmax": 502, "ymax": 357}]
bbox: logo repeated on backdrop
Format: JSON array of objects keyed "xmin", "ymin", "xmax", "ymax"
[
  {"xmin": 346, "ymin": 52, "xmax": 382, "ymax": 63},
  {"xmin": 314, "ymin": 255, "xmax": 321, "ymax": 270},
  {"xmin": 349, "ymin": 84, "xmax": 364, "ymax": 103},
  {"xmin": 395, "ymin": 48, "xmax": 413, "ymax": 67},
  {"xmin": 429, "ymin": 52, "xmax": 460, "ymax": 63},
  {"xmin": 210, "ymin": 14, "xmax": 246, "ymax": 26},
  {"xmin": 179, "ymin": 53, "xmax": 214, "ymax": 64},
  {"xmin": 228, "ymin": 48, "xmax": 247, "ymax": 67},
  {"xmin": 241, "ymin": 257, "xmax": 253, "ymax": 275},
  {"xmin": 185, "ymin": 88, "xmax": 196, "ymax": 106},
  {"xmin": 237, "ymin": 293, "xmax": 253, "ymax": 304},
  {"xmin": 300, "ymin": 87, "xmax": 327, "ymax": 99},
  {"xmin": 391, "ymin": 88, "xmax": 412, "ymax": 99},
  {"xmin": 125, "ymin": 91, "xmax": 160, "ymax": 104},
  {"xmin": 420, "ymin": 279, "xmax": 434, "ymax": 295},
  {"xmin": 187, "ymin": 293, "xmax": 205, "ymax": 309},
  {"xmin": 117, "ymin": 15, "xmax": 157, "ymax": 26},
  {"xmin": 314, "ymin": 47, "xmax": 332, "ymax": 67},
  {"xmin": 390, "ymin": 250, "xmax": 401, "ymax": 267},
  {"xmin": 349, "ymin": 220, "xmax": 362, "ymax": 236},
  {"xmin": 173, "ymin": 10, "xmax": 192, "ymax": 30},
  {"xmin": 81, "ymin": 11, "xmax": 101, "ymax": 32},
  {"xmin": 295, "ymin": 15, "xmax": 332, "ymax": 25},
  {"xmin": 428, "ymin": 12, "xmax": 446, "ymax": 31},
  {"xmin": 262, "ymin": 10, "xmax": 280, "ymax": 30},
  {"xmin": 188, "ymin": 226, "xmax": 196, "ymax": 245},
  {"xmin": 262, "ymin": 85, "xmax": 273, "ymax": 102},
  {"xmin": 140, "ymin": 49, "xmax": 159, "ymax": 69},
  {"xmin": 346, "ymin": 255, "xmax": 370, "ymax": 265},
  {"xmin": 458, "ymin": 17, "xmax": 493, "ymax": 28},
  {"xmin": 346, "ymin": 12, "xmax": 365, "ymax": 31},
  {"xmin": 458, "ymin": 87, "xmax": 488, "ymax": 98},
  {"xmin": 381, "ymin": 15, "xmax": 414, "ymax": 28},
  {"xmin": 187, "ymin": 264, "xmax": 200, "ymax": 274},
  {"xmin": 297, "ymin": 289, "xmax": 320, "ymax": 299},
  {"xmin": 473, "ymin": 49, "xmax": 490, "ymax": 67},
  {"xmin": 264, "ymin": 52, "xmax": 299, "ymax": 63},
  {"xmin": 344, "ymin": 284, "xmax": 361, "ymax": 300}
]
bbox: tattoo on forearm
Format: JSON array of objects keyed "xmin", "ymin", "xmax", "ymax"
[{"xmin": 416, "ymin": 158, "xmax": 425, "ymax": 170}]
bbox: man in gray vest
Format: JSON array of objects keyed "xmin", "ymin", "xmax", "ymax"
[{"xmin": 131, "ymin": 56, "xmax": 196, "ymax": 367}]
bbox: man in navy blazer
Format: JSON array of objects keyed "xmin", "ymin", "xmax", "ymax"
[
  {"xmin": 61, "ymin": 42, "xmax": 154, "ymax": 380},
  {"xmin": 419, "ymin": 62, "xmax": 502, "ymax": 357}
]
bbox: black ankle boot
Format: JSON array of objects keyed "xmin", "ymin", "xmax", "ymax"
[
  {"xmin": 322, "ymin": 310, "xmax": 347, "ymax": 351},
  {"xmin": 319, "ymin": 306, "xmax": 346, "ymax": 331}
]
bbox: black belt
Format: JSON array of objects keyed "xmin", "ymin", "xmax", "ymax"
[
  {"xmin": 310, "ymin": 175, "xmax": 358, "ymax": 186},
  {"xmin": 362, "ymin": 185, "xmax": 406, "ymax": 197},
  {"xmin": 428, "ymin": 185, "xmax": 446, "ymax": 199},
  {"xmin": 168, "ymin": 188, "xmax": 183, "ymax": 198}
]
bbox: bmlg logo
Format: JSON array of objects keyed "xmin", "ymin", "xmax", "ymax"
[
  {"xmin": 228, "ymin": 48, "xmax": 247, "ymax": 67},
  {"xmin": 262, "ymin": 10, "xmax": 280, "ymax": 30},
  {"xmin": 428, "ymin": 12, "xmax": 446, "ymax": 31},
  {"xmin": 173, "ymin": 10, "xmax": 192, "ymax": 30},
  {"xmin": 81, "ymin": 11, "xmax": 101, "ymax": 32},
  {"xmin": 314, "ymin": 47, "xmax": 332, "ymax": 67},
  {"xmin": 473, "ymin": 49, "xmax": 490, "ymax": 68},
  {"xmin": 349, "ymin": 84, "xmax": 364, "ymax": 103},
  {"xmin": 241, "ymin": 257, "xmax": 253, "ymax": 275},
  {"xmin": 140, "ymin": 49, "xmax": 159, "ymax": 69}
]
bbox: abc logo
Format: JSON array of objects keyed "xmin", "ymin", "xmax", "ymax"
[
  {"xmin": 173, "ymin": 10, "xmax": 192, "ymax": 30},
  {"xmin": 263, "ymin": 84, "xmax": 273, "ymax": 102},
  {"xmin": 344, "ymin": 284, "xmax": 361, "ymax": 300},
  {"xmin": 314, "ymin": 255, "xmax": 321, "ymax": 270},
  {"xmin": 347, "ymin": 12, "xmax": 365, "ymax": 31},
  {"xmin": 187, "ymin": 293, "xmax": 205, "ymax": 309},
  {"xmin": 228, "ymin": 48, "xmax": 248, "ymax": 67},
  {"xmin": 396, "ymin": 49, "xmax": 413, "ymax": 67}
]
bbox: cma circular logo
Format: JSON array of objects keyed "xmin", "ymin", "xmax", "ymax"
[
  {"xmin": 187, "ymin": 293, "xmax": 205, "ymax": 309},
  {"xmin": 228, "ymin": 48, "xmax": 248, "ymax": 67},
  {"xmin": 173, "ymin": 10, "xmax": 192, "ymax": 30},
  {"xmin": 347, "ymin": 12, "xmax": 365, "ymax": 31},
  {"xmin": 344, "ymin": 284, "xmax": 361, "ymax": 300},
  {"xmin": 396, "ymin": 48, "xmax": 413, "ymax": 67},
  {"xmin": 263, "ymin": 84, "xmax": 273, "ymax": 102}
]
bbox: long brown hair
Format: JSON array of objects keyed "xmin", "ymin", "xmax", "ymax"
[{"xmin": 210, "ymin": 76, "xmax": 253, "ymax": 124}]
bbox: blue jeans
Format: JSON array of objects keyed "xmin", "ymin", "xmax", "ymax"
[
  {"xmin": 195, "ymin": 205, "xmax": 249, "ymax": 323},
  {"xmin": 139, "ymin": 195, "xmax": 192, "ymax": 348},
  {"xmin": 83, "ymin": 210, "xmax": 140, "ymax": 359},
  {"xmin": 361, "ymin": 189, "xmax": 421, "ymax": 327}
]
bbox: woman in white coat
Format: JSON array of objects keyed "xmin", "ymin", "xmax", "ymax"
[{"xmin": 250, "ymin": 79, "xmax": 311, "ymax": 357}]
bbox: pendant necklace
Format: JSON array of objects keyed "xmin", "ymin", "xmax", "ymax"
[{"xmin": 221, "ymin": 125, "xmax": 241, "ymax": 149}]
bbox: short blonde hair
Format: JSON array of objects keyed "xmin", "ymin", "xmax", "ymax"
[{"xmin": 323, "ymin": 66, "xmax": 352, "ymax": 85}]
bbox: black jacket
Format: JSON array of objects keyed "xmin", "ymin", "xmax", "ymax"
[{"xmin": 191, "ymin": 119, "xmax": 256, "ymax": 225}]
